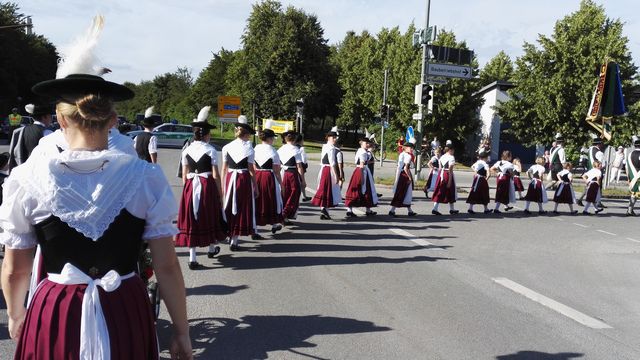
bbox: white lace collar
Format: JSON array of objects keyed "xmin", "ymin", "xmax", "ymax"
[{"xmin": 22, "ymin": 149, "xmax": 147, "ymax": 240}]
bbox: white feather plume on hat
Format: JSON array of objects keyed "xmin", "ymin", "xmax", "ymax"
[
  {"xmin": 144, "ymin": 106, "xmax": 154, "ymax": 119},
  {"xmin": 56, "ymin": 15, "xmax": 105, "ymax": 79},
  {"xmin": 409, "ymin": 137, "xmax": 416, "ymax": 144},
  {"xmin": 264, "ymin": 119, "xmax": 274, "ymax": 130},
  {"xmin": 238, "ymin": 115, "xmax": 248, "ymax": 124},
  {"xmin": 197, "ymin": 106, "xmax": 211, "ymax": 123},
  {"xmin": 365, "ymin": 128, "xmax": 371, "ymax": 139},
  {"xmin": 330, "ymin": 126, "xmax": 339, "ymax": 134},
  {"xmin": 555, "ymin": 132, "xmax": 563, "ymax": 140},
  {"xmin": 25, "ymin": 104, "xmax": 35, "ymax": 115}
]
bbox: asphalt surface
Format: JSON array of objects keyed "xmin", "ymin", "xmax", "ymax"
[{"xmin": 1, "ymin": 145, "xmax": 640, "ymax": 359}]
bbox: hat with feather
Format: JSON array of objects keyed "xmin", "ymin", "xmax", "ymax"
[
  {"xmin": 31, "ymin": 16, "xmax": 133, "ymax": 102},
  {"xmin": 235, "ymin": 115, "xmax": 255, "ymax": 135},
  {"xmin": 25, "ymin": 103, "xmax": 53, "ymax": 118},
  {"xmin": 191, "ymin": 106, "xmax": 215, "ymax": 131},
  {"xmin": 260, "ymin": 119, "xmax": 276, "ymax": 138},
  {"xmin": 141, "ymin": 106, "xmax": 156, "ymax": 127},
  {"xmin": 326, "ymin": 126, "xmax": 339, "ymax": 138}
]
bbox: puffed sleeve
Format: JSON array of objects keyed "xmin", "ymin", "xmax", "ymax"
[
  {"xmin": 209, "ymin": 146, "xmax": 218, "ymax": 166},
  {"xmin": 0, "ymin": 174, "xmax": 38, "ymax": 249},
  {"xmin": 298, "ymin": 147, "xmax": 306, "ymax": 163},
  {"xmin": 247, "ymin": 145, "xmax": 255, "ymax": 164},
  {"xmin": 181, "ymin": 148, "xmax": 189, "ymax": 166},
  {"xmin": 141, "ymin": 165, "xmax": 179, "ymax": 240},
  {"xmin": 272, "ymin": 149, "xmax": 281, "ymax": 165}
]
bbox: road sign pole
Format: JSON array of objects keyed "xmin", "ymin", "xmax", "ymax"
[
  {"xmin": 381, "ymin": 69, "xmax": 389, "ymax": 167},
  {"xmin": 416, "ymin": 0, "xmax": 431, "ymax": 180}
]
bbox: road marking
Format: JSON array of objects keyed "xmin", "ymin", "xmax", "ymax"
[
  {"xmin": 597, "ymin": 230, "xmax": 617, "ymax": 236},
  {"xmin": 573, "ymin": 223, "xmax": 589, "ymax": 228},
  {"xmin": 627, "ymin": 237, "xmax": 640, "ymax": 243},
  {"xmin": 492, "ymin": 277, "xmax": 612, "ymax": 329},
  {"xmin": 389, "ymin": 228, "xmax": 444, "ymax": 250},
  {"xmin": 552, "ymin": 217, "xmax": 564, "ymax": 221}
]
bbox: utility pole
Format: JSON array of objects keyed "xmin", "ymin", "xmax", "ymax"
[
  {"xmin": 381, "ymin": 69, "xmax": 389, "ymax": 167},
  {"xmin": 415, "ymin": 0, "xmax": 432, "ymax": 180}
]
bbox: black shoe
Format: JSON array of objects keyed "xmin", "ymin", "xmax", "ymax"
[
  {"xmin": 432, "ymin": 210, "xmax": 442, "ymax": 216},
  {"xmin": 251, "ymin": 234, "xmax": 265, "ymax": 240},
  {"xmin": 320, "ymin": 209, "xmax": 331, "ymax": 220},
  {"xmin": 365, "ymin": 210, "xmax": 377, "ymax": 216},
  {"xmin": 207, "ymin": 246, "xmax": 221, "ymax": 258},
  {"xmin": 449, "ymin": 210, "xmax": 459, "ymax": 215},
  {"xmin": 582, "ymin": 211, "xmax": 590, "ymax": 216},
  {"xmin": 377, "ymin": 193, "xmax": 383, "ymax": 198},
  {"xmin": 408, "ymin": 211, "xmax": 418, "ymax": 217},
  {"xmin": 345, "ymin": 211, "xmax": 357, "ymax": 218},
  {"xmin": 468, "ymin": 209, "xmax": 476, "ymax": 214},
  {"xmin": 570, "ymin": 210, "xmax": 578, "ymax": 215},
  {"xmin": 388, "ymin": 211, "xmax": 397, "ymax": 217},
  {"xmin": 302, "ymin": 196, "xmax": 311, "ymax": 202},
  {"xmin": 552, "ymin": 210, "xmax": 560, "ymax": 215},
  {"xmin": 594, "ymin": 208, "xmax": 604, "ymax": 214},
  {"xmin": 188, "ymin": 261, "xmax": 200, "ymax": 270},
  {"xmin": 519, "ymin": 196, "xmax": 525, "ymax": 200},
  {"xmin": 538, "ymin": 210, "xmax": 547, "ymax": 215},
  {"xmin": 484, "ymin": 209, "xmax": 493, "ymax": 214},
  {"xmin": 577, "ymin": 200, "xmax": 584, "ymax": 207},
  {"xmin": 505, "ymin": 206, "xmax": 514, "ymax": 211},
  {"xmin": 493, "ymin": 209, "xmax": 501, "ymax": 214},
  {"xmin": 230, "ymin": 244, "xmax": 240, "ymax": 251},
  {"xmin": 283, "ymin": 219, "xmax": 293, "ymax": 226},
  {"xmin": 271, "ymin": 224, "xmax": 282, "ymax": 234},
  {"xmin": 598, "ymin": 203, "xmax": 607, "ymax": 209},
  {"xmin": 627, "ymin": 210, "xmax": 637, "ymax": 216},
  {"xmin": 523, "ymin": 209, "xmax": 531, "ymax": 215}
]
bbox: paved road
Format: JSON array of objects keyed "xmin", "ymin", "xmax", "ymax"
[{"xmin": 1, "ymin": 146, "xmax": 640, "ymax": 359}]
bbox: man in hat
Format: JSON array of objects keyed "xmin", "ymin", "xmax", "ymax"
[
  {"xmin": 626, "ymin": 136, "xmax": 640, "ymax": 216},
  {"xmin": 7, "ymin": 107, "xmax": 22, "ymax": 132},
  {"xmin": 133, "ymin": 106, "xmax": 158, "ymax": 163},
  {"xmin": 548, "ymin": 133, "xmax": 566, "ymax": 189},
  {"xmin": 7, "ymin": 103, "xmax": 53, "ymax": 171},
  {"xmin": 577, "ymin": 136, "xmax": 605, "ymax": 207}
]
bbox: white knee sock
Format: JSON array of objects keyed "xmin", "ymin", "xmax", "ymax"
[
  {"xmin": 494, "ymin": 203, "xmax": 501, "ymax": 211},
  {"xmin": 553, "ymin": 203, "xmax": 558, "ymax": 212},
  {"xmin": 433, "ymin": 203, "xmax": 440, "ymax": 212},
  {"xmin": 189, "ymin": 248, "xmax": 197, "ymax": 262},
  {"xmin": 524, "ymin": 201, "xmax": 530, "ymax": 211},
  {"xmin": 449, "ymin": 203, "xmax": 455, "ymax": 211},
  {"xmin": 231, "ymin": 236, "xmax": 239, "ymax": 246},
  {"xmin": 584, "ymin": 202, "xmax": 592, "ymax": 212},
  {"xmin": 390, "ymin": 206, "xmax": 396, "ymax": 212},
  {"xmin": 347, "ymin": 206, "xmax": 353, "ymax": 213},
  {"xmin": 537, "ymin": 203, "xmax": 543, "ymax": 211}
]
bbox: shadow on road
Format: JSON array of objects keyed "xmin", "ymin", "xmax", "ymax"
[
  {"xmin": 157, "ymin": 314, "xmax": 392, "ymax": 360},
  {"xmin": 496, "ymin": 351, "xmax": 583, "ymax": 359},
  {"xmin": 248, "ymin": 242, "xmax": 451, "ymax": 254},
  {"xmin": 186, "ymin": 284, "xmax": 249, "ymax": 297}
]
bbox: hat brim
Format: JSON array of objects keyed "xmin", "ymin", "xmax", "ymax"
[
  {"xmin": 403, "ymin": 143, "xmax": 415, "ymax": 148},
  {"xmin": 260, "ymin": 129, "xmax": 276, "ymax": 138},
  {"xmin": 142, "ymin": 118, "xmax": 156, "ymax": 127},
  {"xmin": 191, "ymin": 121, "xmax": 215, "ymax": 130},
  {"xmin": 326, "ymin": 131, "xmax": 339, "ymax": 137},
  {"xmin": 32, "ymin": 74, "xmax": 134, "ymax": 102},
  {"xmin": 236, "ymin": 123, "xmax": 255, "ymax": 135}
]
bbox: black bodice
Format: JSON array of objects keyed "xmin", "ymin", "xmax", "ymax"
[
  {"xmin": 186, "ymin": 154, "xmax": 212, "ymax": 173},
  {"xmin": 431, "ymin": 158, "xmax": 439, "ymax": 168},
  {"xmin": 561, "ymin": 173, "xmax": 570, "ymax": 182},
  {"xmin": 476, "ymin": 167, "xmax": 487, "ymax": 177},
  {"xmin": 283, "ymin": 157, "xmax": 297, "ymax": 167},
  {"xmin": 321, "ymin": 153, "xmax": 330, "ymax": 165},
  {"xmin": 34, "ymin": 210, "xmax": 145, "ymax": 279},
  {"xmin": 256, "ymin": 158, "xmax": 273, "ymax": 170},
  {"xmin": 226, "ymin": 154, "xmax": 248, "ymax": 169}
]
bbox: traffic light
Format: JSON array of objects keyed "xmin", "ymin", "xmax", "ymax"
[
  {"xmin": 421, "ymin": 84, "xmax": 433, "ymax": 105},
  {"xmin": 379, "ymin": 104, "xmax": 389, "ymax": 117}
]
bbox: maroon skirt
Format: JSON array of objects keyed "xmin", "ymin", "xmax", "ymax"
[
  {"xmin": 15, "ymin": 276, "xmax": 158, "ymax": 359},
  {"xmin": 255, "ymin": 170, "xmax": 283, "ymax": 226},
  {"xmin": 225, "ymin": 172, "xmax": 255, "ymax": 236},
  {"xmin": 176, "ymin": 175, "xmax": 227, "ymax": 247},
  {"xmin": 513, "ymin": 176, "xmax": 525, "ymax": 192},
  {"xmin": 524, "ymin": 179, "xmax": 544, "ymax": 203},
  {"xmin": 311, "ymin": 166, "xmax": 338, "ymax": 208},
  {"xmin": 345, "ymin": 168, "xmax": 376, "ymax": 208},
  {"xmin": 391, "ymin": 171, "xmax": 412, "ymax": 207},
  {"xmin": 466, "ymin": 175, "xmax": 490, "ymax": 205},
  {"xmin": 495, "ymin": 175, "xmax": 513, "ymax": 205},
  {"xmin": 432, "ymin": 170, "xmax": 456, "ymax": 204},
  {"xmin": 554, "ymin": 182, "xmax": 574, "ymax": 204},
  {"xmin": 281, "ymin": 170, "xmax": 301, "ymax": 219},
  {"xmin": 585, "ymin": 181, "xmax": 601, "ymax": 203}
]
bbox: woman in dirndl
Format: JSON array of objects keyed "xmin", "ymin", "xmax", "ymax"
[
  {"xmin": 523, "ymin": 156, "xmax": 548, "ymax": 214},
  {"xmin": 0, "ymin": 15, "xmax": 191, "ymax": 359},
  {"xmin": 423, "ymin": 147, "xmax": 441, "ymax": 199},
  {"xmin": 553, "ymin": 162, "xmax": 578, "ymax": 214},
  {"xmin": 431, "ymin": 141, "xmax": 459, "ymax": 215},
  {"xmin": 311, "ymin": 127, "xmax": 342, "ymax": 220},
  {"xmin": 581, "ymin": 160, "xmax": 604, "ymax": 215},
  {"xmin": 296, "ymin": 134, "xmax": 312, "ymax": 201},
  {"xmin": 253, "ymin": 127, "xmax": 284, "ymax": 237},
  {"xmin": 512, "ymin": 158, "xmax": 525, "ymax": 200},
  {"xmin": 491, "ymin": 150, "xmax": 516, "ymax": 213},
  {"xmin": 278, "ymin": 131, "xmax": 306, "ymax": 224},
  {"xmin": 222, "ymin": 116, "xmax": 257, "ymax": 251},
  {"xmin": 176, "ymin": 106, "xmax": 227, "ymax": 270},
  {"xmin": 466, "ymin": 150, "xmax": 492, "ymax": 214},
  {"xmin": 344, "ymin": 137, "xmax": 379, "ymax": 217},
  {"xmin": 389, "ymin": 141, "xmax": 417, "ymax": 216}
]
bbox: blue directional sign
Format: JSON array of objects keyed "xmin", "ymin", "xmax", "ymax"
[{"xmin": 406, "ymin": 126, "xmax": 414, "ymax": 142}]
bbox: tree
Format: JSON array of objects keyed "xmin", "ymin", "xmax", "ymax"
[
  {"xmin": 479, "ymin": 51, "xmax": 514, "ymax": 87},
  {"xmin": 0, "ymin": 3, "xmax": 58, "ymax": 113},
  {"xmin": 496, "ymin": 0, "xmax": 639, "ymax": 154}
]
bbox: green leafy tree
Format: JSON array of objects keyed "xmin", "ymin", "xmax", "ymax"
[
  {"xmin": 496, "ymin": 0, "xmax": 639, "ymax": 154},
  {"xmin": 479, "ymin": 51, "xmax": 514, "ymax": 87}
]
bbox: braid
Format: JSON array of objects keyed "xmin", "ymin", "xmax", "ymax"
[{"xmin": 193, "ymin": 126, "xmax": 204, "ymax": 141}]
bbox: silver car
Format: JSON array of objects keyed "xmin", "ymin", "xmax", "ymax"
[{"xmin": 127, "ymin": 123, "xmax": 193, "ymax": 148}]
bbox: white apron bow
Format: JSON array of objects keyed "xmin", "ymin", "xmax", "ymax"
[
  {"xmin": 187, "ymin": 172, "xmax": 211, "ymax": 220},
  {"xmin": 47, "ymin": 263, "xmax": 134, "ymax": 360},
  {"xmin": 225, "ymin": 169, "xmax": 247, "ymax": 215}
]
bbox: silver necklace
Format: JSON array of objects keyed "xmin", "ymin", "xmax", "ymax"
[{"xmin": 60, "ymin": 160, "xmax": 109, "ymax": 174}]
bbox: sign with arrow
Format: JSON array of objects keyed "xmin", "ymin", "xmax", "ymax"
[{"xmin": 426, "ymin": 63, "xmax": 472, "ymax": 79}]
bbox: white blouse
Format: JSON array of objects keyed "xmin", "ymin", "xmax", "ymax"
[
  {"xmin": 492, "ymin": 160, "xmax": 514, "ymax": 175},
  {"xmin": 222, "ymin": 138, "xmax": 255, "ymax": 166},
  {"xmin": 471, "ymin": 160, "xmax": 488, "ymax": 172},
  {"xmin": 0, "ymin": 149, "xmax": 178, "ymax": 249},
  {"xmin": 397, "ymin": 152, "xmax": 412, "ymax": 171},
  {"xmin": 181, "ymin": 140, "xmax": 217, "ymax": 166},
  {"xmin": 320, "ymin": 144, "xmax": 337, "ymax": 166},
  {"xmin": 299, "ymin": 146, "xmax": 308, "ymax": 164},
  {"xmin": 35, "ymin": 128, "xmax": 137, "ymax": 157},
  {"xmin": 527, "ymin": 164, "xmax": 546, "ymax": 178},
  {"xmin": 584, "ymin": 168, "xmax": 602, "ymax": 182},
  {"xmin": 355, "ymin": 148, "xmax": 370, "ymax": 165},
  {"xmin": 254, "ymin": 143, "xmax": 280, "ymax": 167},
  {"xmin": 557, "ymin": 169, "xmax": 573, "ymax": 181},
  {"xmin": 277, "ymin": 144, "xmax": 302, "ymax": 168},
  {"xmin": 439, "ymin": 153, "xmax": 456, "ymax": 168}
]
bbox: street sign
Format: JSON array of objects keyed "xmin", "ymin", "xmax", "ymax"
[
  {"xmin": 406, "ymin": 126, "xmax": 414, "ymax": 142},
  {"xmin": 383, "ymin": 121, "xmax": 389, "ymax": 129},
  {"xmin": 217, "ymin": 96, "xmax": 241, "ymax": 120},
  {"xmin": 412, "ymin": 113, "xmax": 422, "ymax": 120},
  {"xmin": 426, "ymin": 77, "xmax": 448, "ymax": 85},
  {"xmin": 426, "ymin": 63, "xmax": 472, "ymax": 79}
]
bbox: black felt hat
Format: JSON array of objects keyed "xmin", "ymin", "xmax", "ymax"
[
  {"xmin": 25, "ymin": 103, "xmax": 53, "ymax": 117},
  {"xmin": 260, "ymin": 128, "xmax": 276, "ymax": 138},
  {"xmin": 32, "ymin": 74, "xmax": 134, "ymax": 102},
  {"xmin": 191, "ymin": 121, "xmax": 215, "ymax": 131}
]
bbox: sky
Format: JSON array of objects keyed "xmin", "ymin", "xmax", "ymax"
[{"xmin": 18, "ymin": 0, "xmax": 640, "ymax": 84}]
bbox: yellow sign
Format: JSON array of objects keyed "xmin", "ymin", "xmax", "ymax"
[
  {"xmin": 262, "ymin": 119, "xmax": 295, "ymax": 134},
  {"xmin": 217, "ymin": 96, "xmax": 241, "ymax": 119}
]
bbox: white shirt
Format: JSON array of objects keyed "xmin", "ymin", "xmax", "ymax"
[
  {"xmin": 254, "ymin": 143, "xmax": 280, "ymax": 168},
  {"xmin": 320, "ymin": 143, "xmax": 337, "ymax": 166},
  {"xmin": 181, "ymin": 140, "xmax": 217, "ymax": 167},
  {"xmin": 36, "ymin": 128, "xmax": 137, "ymax": 157},
  {"xmin": 355, "ymin": 148, "xmax": 371, "ymax": 165},
  {"xmin": 439, "ymin": 153, "xmax": 456, "ymax": 168},
  {"xmin": 299, "ymin": 146, "xmax": 308, "ymax": 164},
  {"xmin": 557, "ymin": 169, "xmax": 573, "ymax": 182},
  {"xmin": 584, "ymin": 168, "xmax": 602, "ymax": 182},
  {"xmin": 0, "ymin": 149, "xmax": 177, "ymax": 249},
  {"xmin": 222, "ymin": 138, "xmax": 255, "ymax": 166},
  {"xmin": 491, "ymin": 160, "xmax": 514, "ymax": 175},
  {"xmin": 277, "ymin": 143, "xmax": 302, "ymax": 169},
  {"xmin": 336, "ymin": 148, "xmax": 344, "ymax": 164},
  {"xmin": 471, "ymin": 160, "xmax": 488, "ymax": 173},
  {"xmin": 527, "ymin": 164, "xmax": 546, "ymax": 178},
  {"xmin": 397, "ymin": 152, "xmax": 412, "ymax": 171},
  {"xmin": 133, "ymin": 130, "xmax": 158, "ymax": 154}
]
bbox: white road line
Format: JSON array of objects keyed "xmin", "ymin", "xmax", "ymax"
[
  {"xmin": 597, "ymin": 230, "xmax": 617, "ymax": 236},
  {"xmin": 573, "ymin": 223, "xmax": 589, "ymax": 228},
  {"xmin": 552, "ymin": 217, "xmax": 564, "ymax": 221},
  {"xmin": 627, "ymin": 237, "xmax": 640, "ymax": 243},
  {"xmin": 492, "ymin": 277, "xmax": 612, "ymax": 329},
  {"xmin": 389, "ymin": 228, "xmax": 444, "ymax": 250}
]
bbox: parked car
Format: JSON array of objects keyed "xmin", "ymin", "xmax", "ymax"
[{"xmin": 126, "ymin": 123, "xmax": 193, "ymax": 148}]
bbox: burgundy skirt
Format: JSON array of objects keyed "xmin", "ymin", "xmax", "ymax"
[
  {"xmin": 466, "ymin": 175, "xmax": 490, "ymax": 205},
  {"xmin": 585, "ymin": 181, "xmax": 601, "ymax": 203},
  {"xmin": 495, "ymin": 175, "xmax": 513, "ymax": 205},
  {"xmin": 345, "ymin": 168, "xmax": 376, "ymax": 208},
  {"xmin": 432, "ymin": 171, "xmax": 456, "ymax": 204},
  {"xmin": 255, "ymin": 171, "xmax": 283, "ymax": 226},
  {"xmin": 513, "ymin": 176, "xmax": 525, "ymax": 192},
  {"xmin": 391, "ymin": 171, "xmax": 412, "ymax": 207},
  {"xmin": 15, "ymin": 276, "xmax": 158, "ymax": 359},
  {"xmin": 311, "ymin": 166, "xmax": 338, "ymax": 208},
  {"xmin": 225, "ymin": 172, "xmax": 255, "ymax": 236},
  {"xmin": 176, "ymin": 175, "xmax": 227, "ymax": 247},
  {"xmin": 554, "ymin": 182, "xmax": 575, "ymax": 204},
  {"xmin": 524, "ymin": 179, "xmax": 545, "ymax": 203},
  {"xmin": 281, "ymin": 170, "xmax": 301, "ymax": 219}
]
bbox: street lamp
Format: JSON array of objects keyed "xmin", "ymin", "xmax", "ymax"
[{"xmin": 295, "ymin": 98, "xmax": 304, "ymax": 134}]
